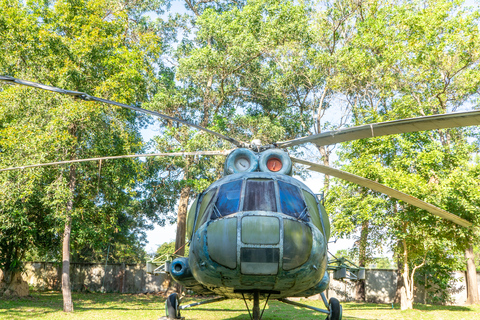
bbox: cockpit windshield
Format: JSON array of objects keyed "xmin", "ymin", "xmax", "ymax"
[
  {"xmin": 212, "ymin": 179, "xmax": 242, "ymax": 219},
  {"xmin": 278, "ymin": 180, "xmax": 307, "ymax": 220},
  {"xmin": 243, "ymin": 179, "xmax": 277, "ymax": 212},
  {"xmin": 208, "ymin": 178, "xmax": 309, "ymax": 222}
]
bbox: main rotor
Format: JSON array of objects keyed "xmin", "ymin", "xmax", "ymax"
[{"xmin": 1, "ymin": 75, "xmax": 478, "ymax": 227}]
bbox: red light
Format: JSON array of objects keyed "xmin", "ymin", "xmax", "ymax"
[{"xmin": 267, "ymin": 158, "xmax": 282, "ymax": 172}]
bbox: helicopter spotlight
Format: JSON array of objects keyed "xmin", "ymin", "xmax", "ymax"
[{"xmin": 2, "ymin": 76, "xmax": 477, "ymax": 320}]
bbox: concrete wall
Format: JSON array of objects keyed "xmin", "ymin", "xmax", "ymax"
[
  {"xmin": 327, "ymin": 269, "xmax": 480, "ymax": 305},
  {"xmin": 21, "ymin": 263, "xmax": 480, "ymax": 305},
  {"xmin": 23, "ymin": 262, "xmax": 169, "ymax": 293}
]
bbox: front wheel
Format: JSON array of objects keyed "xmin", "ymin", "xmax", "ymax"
[
  {"xmin": 327, "ymin": 297, "xmax": 342, "ymax": 320},
  {"xmin": 166, "ymin": 293, "xmax": 181, "ymax": 319}
]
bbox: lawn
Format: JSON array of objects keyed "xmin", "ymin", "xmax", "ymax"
[{"xmin": 1, "ymin": 292, "xmax": 480, "ymax": 320}]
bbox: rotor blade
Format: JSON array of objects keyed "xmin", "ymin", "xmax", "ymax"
[
  {"xmin": 292, "ymin": 157, "xmax": 473, "ymax": 227},
  {"xmin": 0, "ymin": 75, "xmax": 246, "ymax": 148},
  {"xmin": 277, "ymin": 110, "xmax": 480, "ymax": 148},
  {"xmin": 0, "ymin": 150, "xmax": 231, "ymax": 172}
]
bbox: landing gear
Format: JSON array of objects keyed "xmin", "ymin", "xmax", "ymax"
[
  {"xmin": 164, "ymin": 295, "xmax": 226, "ymax": 319},
  {"xmin": 165, "ymin": 293, "xmax": 181, "ymax": 319},
  {"xmin": 278, "ymin": 293, "xmax": 342, "ymax": 320},
  {"xmin": 252, "ymin": 291, "xmax": 260, "ymax": 320},
  {"xmin": 326, "ymin": 297, "xmax": 342, "ymax": 320},
  {"xmin": 240, "ymin": 291, "xmax": 271, "ymax": 320}
]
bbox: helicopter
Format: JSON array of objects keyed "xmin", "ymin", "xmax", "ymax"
[{"xmin": 1, "ymin": 75, "xmax": 478, "ymax": 320}]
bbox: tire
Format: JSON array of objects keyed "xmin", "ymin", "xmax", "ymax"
[
  {"xmin": 165, "ymin": 293, "xmax": 180, "ymax": 319},
  {"xmin": 327, "ymin": 297, "xmax": 342, "ymax": 320}
]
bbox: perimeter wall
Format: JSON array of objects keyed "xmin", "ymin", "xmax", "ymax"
[
  {"xmin": 22, "ymin": 262, "xmax": 169, "ymax": 294},
  {"xmin": 21, "ymin": 262, "xmax": 480, "ymax": 305}
]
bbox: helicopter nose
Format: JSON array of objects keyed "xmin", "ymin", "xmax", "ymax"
[
  {"xmin": 205, "ymin": 215, "xmax": 313, "ymax": 274},
  {"xmin": 240, "ymin": 216, "xmax": 281, "ymax": 275},
  {"xmin": 241, "ymin": 216, "xmax": 280, "ymax": 244}
]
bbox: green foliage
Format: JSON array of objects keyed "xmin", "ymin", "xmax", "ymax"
[
  {"xmin": 322, "ymin": 0, "xmax": 480, "ymax": 303},
  {"xmin": 415, "ymin": 251, "xmax": 464, "ymax": 304},
  {"xmin": 0, "ymin": 0, "xmax": 171, "ymax": 270},
  {"xmin": 334, "ymin": 249, "xmax": 357, "ymax": 264},
  {"xmin": 369, "ymin": 257, "xmax": 394, "ymax": 270},
  {"xmin": 155, "ymin": 241, "xmax": 176, "ymax": 259}
]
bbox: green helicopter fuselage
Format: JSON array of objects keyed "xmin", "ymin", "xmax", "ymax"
[{"xmin": 175, "ymin": 171, "xmax": 331, "ymax": 299}]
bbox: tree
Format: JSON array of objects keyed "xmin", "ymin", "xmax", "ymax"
[
  {"xmin": 325, "ymin": 0, "xmax": 480, "ymax": 308},
  {"xmin": 147, "ymin": 0, "xmax": 311, "ymax": 268},
  {"xmin": 0, "ymin": 0, "xmax": 169, "ymax": 310}
]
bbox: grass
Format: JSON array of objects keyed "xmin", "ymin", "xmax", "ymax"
[{"xmin": 1, "ymin": 292, "xmax": 480, "ymax": 319}]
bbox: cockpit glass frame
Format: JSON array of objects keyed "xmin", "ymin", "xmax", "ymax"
[
  {"xmin": 200, "ymin": 177, "xmax": 311, "ymax": 224},
  {"xmin": 277, "ymin": 180, "xmax": 309, "ymax": 221},
  {"xmin": 243, "ymin": 179, "xmax": 277, "ymax": 212},
  {"xmin": 211, "ymin": 179, "xmax": 243, "ymax": 219},
  {"xmin": 195, "ymin": 187, "xmax": 218, "ymax": 231}
]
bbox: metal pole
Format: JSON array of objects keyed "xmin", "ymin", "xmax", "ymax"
[
  {"xmin": 253, "ymin": 291, "xmax": 260, "ymax": 320},
  {"xmin": 278, "ymin": 298, "xmax": 330, "ymax": 315},
  {"xmin": 179, "ymin": 297, "xmax": 227, "ymax": 310}
]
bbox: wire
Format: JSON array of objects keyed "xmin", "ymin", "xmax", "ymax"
[
  {"xmin": 0, "ymin": 150, "xmax": 232, "ymax": 172},
  {"xmin": 0, "ymin": 75, "xmax": 247, "ymax": 148}
]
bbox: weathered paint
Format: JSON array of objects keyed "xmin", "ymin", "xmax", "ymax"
[
  {"xmin": 187, "ymin": 211, "xmax": 326, "ymax": 299},
  {"xmin": 241, "ymin": 216, "xmax": 280, "ymax": 244},
  {"xmin": 179, "ymin": 171, "xmax": 329, "ymax": 299}
]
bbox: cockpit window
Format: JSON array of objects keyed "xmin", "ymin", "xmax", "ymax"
[
  {"xmin": 212, "ymin": 180, "xmax": 243, "ymax": 219},
  {"xmin": 243, "ymin": 179, "xmax": 277, "ymax": 212},
  {"xmin": 195, "ymin": 188, "xmax": 217, "ymax": 230},
  {"xmin": 278, "ymin": 180, "xmax": 308, "ymax": 221}
]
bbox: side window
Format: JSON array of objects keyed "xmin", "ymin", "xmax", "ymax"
[
  {"xmin": 278, "ymin": 180, "xmax": 308, "ymax": 221},
  {"xmin": 319, "ymin": 203, "xmax": 330, "ymax": 240},
  {"xmin": 194, "ymin": 188, "xmax": 217, "ymax": 232},
  {"xmin": 302, "ymin": 190, "xmax": 324, "ymax": 234},
  {"xmin": 243, "ymin": 179, "xmax": 277, "ymax": 212},
  {"xmin": 211, "ymin": 180, "xmax": 243, "ymax": 219},
  {"xmin": 186, "ymin": 196, "xmax": 199, "ymax": 239}
]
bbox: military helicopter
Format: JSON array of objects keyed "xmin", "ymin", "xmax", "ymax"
[{"xmin": 1, "ymin": 76, "xmax": 478, "ymax": 320}]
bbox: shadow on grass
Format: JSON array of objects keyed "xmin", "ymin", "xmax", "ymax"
[
  {"xmin": 2, "ymin": 292, "xmax": 476, "ymax": 320},
  {"xmin": 342, "ymin": 302, "xmax": 473, "ymax": 312},
  {"xmin": 0, "ymin": 292, "xmax": 166, "ymax": 318},
  {"xmin": 411, "ymin": 304, "xmax": 473, "ymax": 312},
  {"xmin": 184, "ymin": 300, "xmax": 369, "ymax": 320}
]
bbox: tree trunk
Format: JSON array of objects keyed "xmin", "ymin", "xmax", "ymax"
[
  {"xmin": 395, "ymin": 266, "xmax": 404, "ymax": 304},
  {"xmin": 465, "ymin": 245, "xmax": 479, "ymax": 305},
  {"xmin": 400, "ymin": 286, "xmax": 411, "ymax": 310},
  {"xmin": 62, "ymin": 165, "xmax": 76, "ymax": 312},
  {"xmin": 175, "ymin": 186, "xmax": 191, "ymax": 257},
  {"xmin": 318, "ymin": 146, "xmax": 330, "ymax": 191},
  {"xmin": 355, "ymin": 219, "xmax": 369, "ymax": 301},
  {"xmin": 400, "ymin": 233, "xmax": 415, "ymax": 310},
  {"xmin": 174, "ymin": 185, "xmax": 191, "ymax": 294},
  {"xmin": 0, "ymin": 270, "xmax": 29, "ymax": 297}
]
